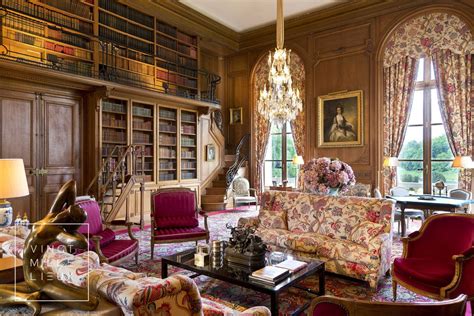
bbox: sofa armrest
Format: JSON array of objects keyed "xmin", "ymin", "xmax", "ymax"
[
  {"xmin": 237, "ymin": 216, "xmax": 259, "ymax": 228},
  {"xmin": 110, "ymin": 220, "xmax": 137, "ymax": 241},
  {"xmin": 440, "ymin": 246, "xmax": 474, "ymax": 298},
  {"xmin": 240, "ymin": 306, "xmax": 271, "ymax": 315}
]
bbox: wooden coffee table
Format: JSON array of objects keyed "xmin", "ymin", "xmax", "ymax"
[
  {"xmin": 0, "ymin": 257, "xmax": 23, "ymax": 283},
  {"xmin": 162, "ymin": 249, "xmax": 325, "ymax": 315}
]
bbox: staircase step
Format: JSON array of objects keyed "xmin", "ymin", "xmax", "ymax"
[
  {"xmin": 207, "ymin": 187, "xmax": 227, "ymax": 195},
  {"xmin": 201, "ymin": 202, "xmax": 226, "ymax": 212},
  {"xmin": 217, "ymin": 173, "xmax": 226, "ymax": 181},
  {"xmin": 225, "ymin": 160, "xmax": 234, "ymax": 167},
  {"xmin": 201, "ymin": 195, "xmax": 225, "ymax": 203},
  {"xmin": 224, "ymin": 155, "xmax": 235, "ymax": 161},
  {"xmin": 212, "ymin": 180, "xmax": 226, "ymax": 187}
]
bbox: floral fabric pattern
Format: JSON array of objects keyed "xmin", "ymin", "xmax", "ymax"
[
  {"xmin": 349, "ymin": 221, "xmax": 385, "ymax": 248},
  {"xmin": 0, "ymin": 225, "xmax": 30, "ymax": 239},
  {"xmin": 433, "ymin": 51, "xmax": 472, "ymax": 192},
  {"xmin": 339, "ymin": 183, "xmax": 372, "ymax": 197},
  {"xmin": 383, "ymin": 12, "xmax": 474, "ymax": 68},
  {"xmin": 258, "ymin": 210, "xmax": 287, "ymax": 230}
]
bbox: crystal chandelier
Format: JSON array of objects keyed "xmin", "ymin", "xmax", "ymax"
[{"xmin": 257, "ymin": 0, "xmax": 303, "ymax": 126}]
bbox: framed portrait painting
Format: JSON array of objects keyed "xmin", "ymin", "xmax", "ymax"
[
  {"xmin": 317, "ymin": 90, "xmax": 363, "ymax": 147},
  {"xmin": 206, "ymin": 144, "xmax": 216, "ymax": 161},
  {"xmin": 229, "ymin": 107, "xmax": 243, "ymax": 125}
]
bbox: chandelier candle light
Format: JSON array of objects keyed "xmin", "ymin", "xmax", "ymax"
[{"xmin": 258, "ymin": 0, "xmax": 303, "ymax": 126}]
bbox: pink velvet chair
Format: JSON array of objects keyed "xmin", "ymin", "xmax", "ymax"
[
  {"xmin": 310, "ymin": 294, "xmax": 468, "ymax": 316},
  {"xmin": 150, "ymin": 188, "xmax": 209, "ymax": 259},
  {"xmin": 77, "ymin": 199, "xmax": 139, "ymax": 265},
  {"xmin": 392, "ymin": 213, "xmax": 474, "ymax": 301}
]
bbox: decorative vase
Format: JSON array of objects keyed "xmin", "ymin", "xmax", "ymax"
[{"xmin": 0, "ymin": 202, "xmax": 13, "ymax": 227}]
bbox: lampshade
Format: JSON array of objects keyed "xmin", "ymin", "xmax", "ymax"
[
  {"xmin": 383, "ymin": 157, "xmax": 399, "ymax": 167},
  {"xmin": 0, "ymin": 159, "xmax": 29, "ymax": 199},
  {"xmin": 292, "ymin": 155, "xmax": 304, "ymax": 165},
  {"xmin": 452, "ymin": 156, "xmax": 473, "ymax": 168}
]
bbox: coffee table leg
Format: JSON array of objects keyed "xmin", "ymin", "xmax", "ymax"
[
  {"xmin": 270, "ymin": 293, "xmax": 278, "ymax": 315},
  {"xmin": 318, "ymin": 267, "xmax": 325, "ymax": 295},
  {"xmin": 161, "ymin": 260, "xmax": 168, "ymax": 279}
]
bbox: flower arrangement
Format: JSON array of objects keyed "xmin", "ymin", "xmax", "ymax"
[{"xmin": 303, "ymin": 157, "xmax": 356, "ymax": 194}]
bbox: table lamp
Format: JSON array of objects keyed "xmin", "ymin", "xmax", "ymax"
[
  {"xmin": 0, "ymin": 159, "xmax": 29, "ymax": 226},
  {"xmin": 383, "ymin": 157, "xmax": 399, "ymax": 168},
  {"xmin": 452, "ymin": 156, "xmax": 473, "ymax": 169},
  {"xmin": 292, "ymin": 155, "xmax": 305, "ymax": 188}
]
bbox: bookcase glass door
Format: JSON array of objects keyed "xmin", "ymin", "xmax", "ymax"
[
  {"xmin": 132, "ymin": 101, "xmax": 154, "ymax": 182},
  {"xmin": 101, "ymin": 97, "xmax": 128, "ymax": 169},
  {"xmin": 180, "ymin": 110, "xmax": 197, "ymax": 180},
  {"xmin": 158, "ymin": 107, "xmax": 178, "ymax": 181}
]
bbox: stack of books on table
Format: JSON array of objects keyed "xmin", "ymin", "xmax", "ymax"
[{"xmin": 249, "ymin": 259, "xmax": 307, "ymax": 285}]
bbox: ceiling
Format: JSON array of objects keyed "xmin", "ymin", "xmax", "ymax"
[{"xmin": 179, "ymin": 0, "xmax": 345, "ymax": 32}]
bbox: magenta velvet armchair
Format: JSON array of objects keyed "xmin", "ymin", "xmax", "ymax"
[
  {"xmin": 150, "ymin": 188, "xmax": 209, "ymax": 259},
  {"xmin": 77, "ymin": 199, "xmax": 139, "ymax": 265},
  {"xmin": 392, "ymin": 213, "xmax": 474, "ymax": 301}
]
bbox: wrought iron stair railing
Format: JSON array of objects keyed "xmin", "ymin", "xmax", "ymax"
[{"xmin": 226, "ymin": 133, "xmax": 250, "ymax": 189}]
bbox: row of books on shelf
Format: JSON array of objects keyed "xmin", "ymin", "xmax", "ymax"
[
  {"xmin": 159, "ymin": 161, "xmax": 175, "ymax": 169},
  {"xmin": 156, "ymin": 70, "xmax": 197, "ymax": 88},
  {"xmin": 101, "ymin": 144, "xmax": 118, "ymax": 156},
  {"xmin": 249, "ymin": 260, "xmax": 307, "ymax": 286},
  {"xmin": 137, "ymin": 161, "xmax": 153, "ymax": 170},
  {"xmin": 39, "ymin": 0, "xmax": 92, "ymax": 20},
  {"xmin": 99, "ymin": 26, "xmax": 153, "ymax": 55},
  {"xmin": 99, "ymin": 0, "xmax": 154, "ymax": 29},
  {"xmin": 159, "ymin": 173, "xmax": 176, "ymax": 181},
  {"xmin": 156, "ymin": 36, "xmax": 176, "ymax": 51},
  {"xmin": 133, "ymin": 106, "xmax": 152, "ymax": 117},
  {"xmin": 176, "ymin": 31, "xmax": 197, "ymax": 46},
  {"xmin": 159, "ymin": 148, "xmax": 176, "ymax": 158},
  {"xmin": 177, "ymin": 88, "xmax": 197, "ymax": 99},
  {"xmin": 182, "ymin": 113, "xmax": 196, "ymax": 122},
  {"xmin": 159, "ymin": 135, "xmax": 176, "ymax": 144},
  {"xmin": 182, "ymin": 171, "xmax": 196, "ymax": 179},
  {"xmin": 133, "ymin": 120, "xmax": 152, "ymax": 130},
  {"xmin": 156, "ymin": 48, "xmax": 197, "ymax": 68},
  {"xmin": 181, "ymin": 150, "xmax": 195, "ymax": 159},
  {"xmin": 102, "ymin": 100, "xmax": 126, "ymax": 113},
  {"xmin": 177, "ymin": 44, "xmax": 197, "ymax": 58},
  {"xmin": 3, "ymin": 13, "xmax": 45, "ymax": 37},
  {"xmin": 181, "ymin": 161, "xmax": 196, "ymax": 169},
  {"xmin": 103, "ymin": 114, "xmax": 126, "ymax": 128},
  {"xmin": 2, "ymin": 0, "xmax": 93, "ymax": 34},
  {"xmin": 159, "ymin": 109, "xmax": 176, "ymax": 119},
  {"xmin": 44, "ymin": 41, "xmax": 92, "ymax": 59},
  {"xmin": 156, "ymin": 60, "xmax": 198, "ymax": 78},
  {"xmin": 156, "ymin": 21, "xmax": 177, "ymax": 37},
  {"xmin": 159, "ymin": 125, "xmax": 177, "ymax": 133},
  {"xmin": 181, "ymin": 125, "xmax": 196, "ymax": 134},
  {"xmin": 181, "ymin": 138, "xmax": 195, "ymax": 146},
  {"xmin": 102, "ymin": 129, "xmax": 126, "ymax": 143},
  {"xmin": 133, "ymin": 133, "xmax": 152, "ymax": 143},
  {"xmin": 100, "ymin": 54, "xmax": 154, "ymax": 76},
  {"xmin": 46, "ymin": 54, "xmax": 93, "ymax": 76},
  {"xmin": 99, "ymin": 11, "xmax": 153, "ymax": 42},
  {"xmin": 48, "ymin": 27, "xmax": 91, "ymax": 49}
]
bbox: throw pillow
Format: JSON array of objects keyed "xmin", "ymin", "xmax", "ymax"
[{"xmin": 349, "ymin": 221, "xmax": 385, "ymax": 248}]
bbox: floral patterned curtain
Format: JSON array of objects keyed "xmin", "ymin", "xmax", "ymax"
[
  {"xmin": 432, "ymin": 51, "xmax": 472, "ymax": 192},
  {"xmin": 383, "ymin": 57, "xmax": 418, "ymax": 194},
  {"xmin": 253, "ymin": 51, "xmax": 305, "ymax": 194},
  {"xmin": 383, "ymin": 11, "xmax": 474, "ymax": 194}
]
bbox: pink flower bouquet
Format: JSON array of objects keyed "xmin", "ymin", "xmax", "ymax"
[{"xmin": 303, "ymin": 157, "xmax": 356, "ymax": 194}]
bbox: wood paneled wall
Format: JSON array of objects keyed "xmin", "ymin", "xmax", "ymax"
[{"xmin": 223, "ymin": 0, "xmax": 474, "ymax": 190}]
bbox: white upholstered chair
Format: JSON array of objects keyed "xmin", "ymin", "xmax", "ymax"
[{"xmin": 232, "ymin": 177, "xmax": 258, "ymax": 208}]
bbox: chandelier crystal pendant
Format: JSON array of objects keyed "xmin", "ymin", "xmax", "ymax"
[{"xmin": 257, "ymin": 0, "xmax": 303, "ymax": 126}]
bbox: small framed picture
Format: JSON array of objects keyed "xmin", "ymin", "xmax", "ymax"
[
  {"xmin": 206, "ymin": 144, "xmax": 216, "ymax": 161},
  {"xmin": 229, "ymin": 107, "xmax": 243, "ymax": 125}
]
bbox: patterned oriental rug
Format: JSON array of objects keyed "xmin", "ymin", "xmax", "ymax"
[{"xmin": 117, "ymin": 208, "xmax": 430, "ymax": 315}]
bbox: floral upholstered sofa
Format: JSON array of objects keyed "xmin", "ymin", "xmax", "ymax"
[
  {"xmin": 238, "ymin": 190, "xmax": 395, "ymax": 288},
  {"xmin": 0, "ymin": 232, "xmax": 270, "ymax": 316}
]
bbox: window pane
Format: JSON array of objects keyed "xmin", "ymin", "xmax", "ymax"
[
  {"xmin": 399, "ymin": 126, "xmax": 423, "ymax": 159},
  {"xmin": 431, "ymin": 125, "xmax": 453, "ymax": 160},
  {"xmin": 431, "ymin": 162, "xmax": 459, "ymax": 192},
  {"xmin": 416, "ymin": 58, "xmax": 424, "ymax": 82},
  {"xmin": 398, "ymin": 161, "xmax": 423, "ymax": 194},
  {"xmin": 268, "ymin": 134, "xmax": 282, "ymax": 160},
  {"xmin": 408, "ymin": 90, "xmax": 423, "ymax": 125},
  {"xmin": 286, "ymin": 162, "xmax": 298, "ymax": 188},
  {"xmin": 286, "ymin": 133, "xmax": 296, "ymax": 161},
  {"xmin": 430, "ymin": 60, "xmax": 435, "ymax": 80},
  {"xmin": 431, "ymin": 89, "xmax": 442, "ymax": 124},
  {"xmin": 264, "ymin": 161, "xmax": 282, "ymax": 187},
  {"xmin": 271, "ymin": 123, "xmax": 282, "ymax": 134}
]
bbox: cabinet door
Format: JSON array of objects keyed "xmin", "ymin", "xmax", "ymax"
[
  {"xmin": 38, "ymin": 94, "xmax": 80, "ymax": 220},
  {"xmin": 0, "ymin": 90, "xmax": 38, "ymax": 220}
]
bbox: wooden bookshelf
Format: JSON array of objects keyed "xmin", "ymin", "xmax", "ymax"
[
  {"xmin": 180, "ymin": 110, "xmax": 197, "ymax": 180},
  {"xmin": 101, "ymin": 98, "xmax": 128, "ymax": 168},
  {"xmin": 158, "ymin": 107, "xmax": 178, "ymax": 182},
  {"xmin": 132, "ymin": 101, "xmax": 154, "ymax": 182}
]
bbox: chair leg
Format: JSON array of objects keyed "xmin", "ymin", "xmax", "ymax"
[
  {"xmin": 195, "ymin": 240, "xmax": 198, "ymax": 246},
  {"xmin": 151, "ymin": 240, "xmax": 154, "ymax": 260},
  {"xmin": 392, "ymin": 279, "xmax": 398, "ymax": 301},
  {"xmin": 135, "ymin": 251, "xmax": 138, "ymax": 265}
]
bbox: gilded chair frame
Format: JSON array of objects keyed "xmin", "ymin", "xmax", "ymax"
[
  {"xmin": 392, "ymin": 213, "xmax": 474, "ymax": 301},
  {"xmin": 150, "ymin": 188, "xmax": 209, "ymax": 259}
]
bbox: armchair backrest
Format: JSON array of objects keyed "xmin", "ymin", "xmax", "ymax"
[
  {"xmin": 389, "ymin": 187, "xmax": 409, "ymax": 197},
  {"xmin": 233, "ymin": 177, "xmax": 250, "ymax": 196},
  {"xmin": 449, "ymin": 189, "xmax": 472, "ymax": 200},
  {"xmin": 77, "ymin": 199, "xmax": 104, "ymax": 235},
  {"xmin": 151, "ymin": 188, "xmax": 198, "ymax": 229},
  {"xmin": 407, "ymin": 214, "xmax": 474, "ymax": 260},
  {"xmin": 311, "ymin": 294, "xmax": 467, "ymax": 316},
  {"xmin": 373, "ymin": 188, "xmax": 382, "ymax": 199}
]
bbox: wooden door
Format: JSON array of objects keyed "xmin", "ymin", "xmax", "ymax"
[
  {"xmin": 37, "ymin": 94, "xmax": 80, "ymax": 220},
  {"xmin": 0, "ymin": 90, "xmax": 38, "ymax": 220}
]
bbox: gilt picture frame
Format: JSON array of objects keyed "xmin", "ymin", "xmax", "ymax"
[
  {"xmin": 206, "ymin": 144, "xmax": 216, "ymax": 161},
  {"xmin": 317, "ymin": 90, "xmax": 363, "ymax": 148},
  {"xmin": 229, "ymin": 107, "xmax": 243, "ymax": 125}
]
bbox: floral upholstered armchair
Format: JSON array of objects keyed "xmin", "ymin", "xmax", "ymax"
[{"xmin": 232, "ymin": 176, "xmax": 258, "ymax": 208}]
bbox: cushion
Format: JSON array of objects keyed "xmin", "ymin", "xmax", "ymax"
[
  {"xmin": 258, "ymin": 209, "xmax": 287, "ymax": 230},
  {"xmin": 77, "ymin": 200, "xmax": 103, "ymax": 235},
  {"xmin": 287, "ymin": 194, "xmax": 327, "ymax": 232},
  {"xmin": 393, "ymin": 257, "xmax": 455, "ymax": 289},
  {"xmin": 349, "ymin": 221, "xmax": 385, "ymax": 248},
  {"xmin": 152, "ymin": 191, "xmax": 198, "ymax": 228},
  {"xmin": 101, "ymin": 239, "xmax": 138, "ymax": 262},
  {"xmin": 153, "ymin": 226, "xmax": 208, "ymax": 241}
]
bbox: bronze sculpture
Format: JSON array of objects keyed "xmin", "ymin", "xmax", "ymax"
[{"xmin": 0, "ymin": 180, "xmax": 99, "ymax": 315}]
